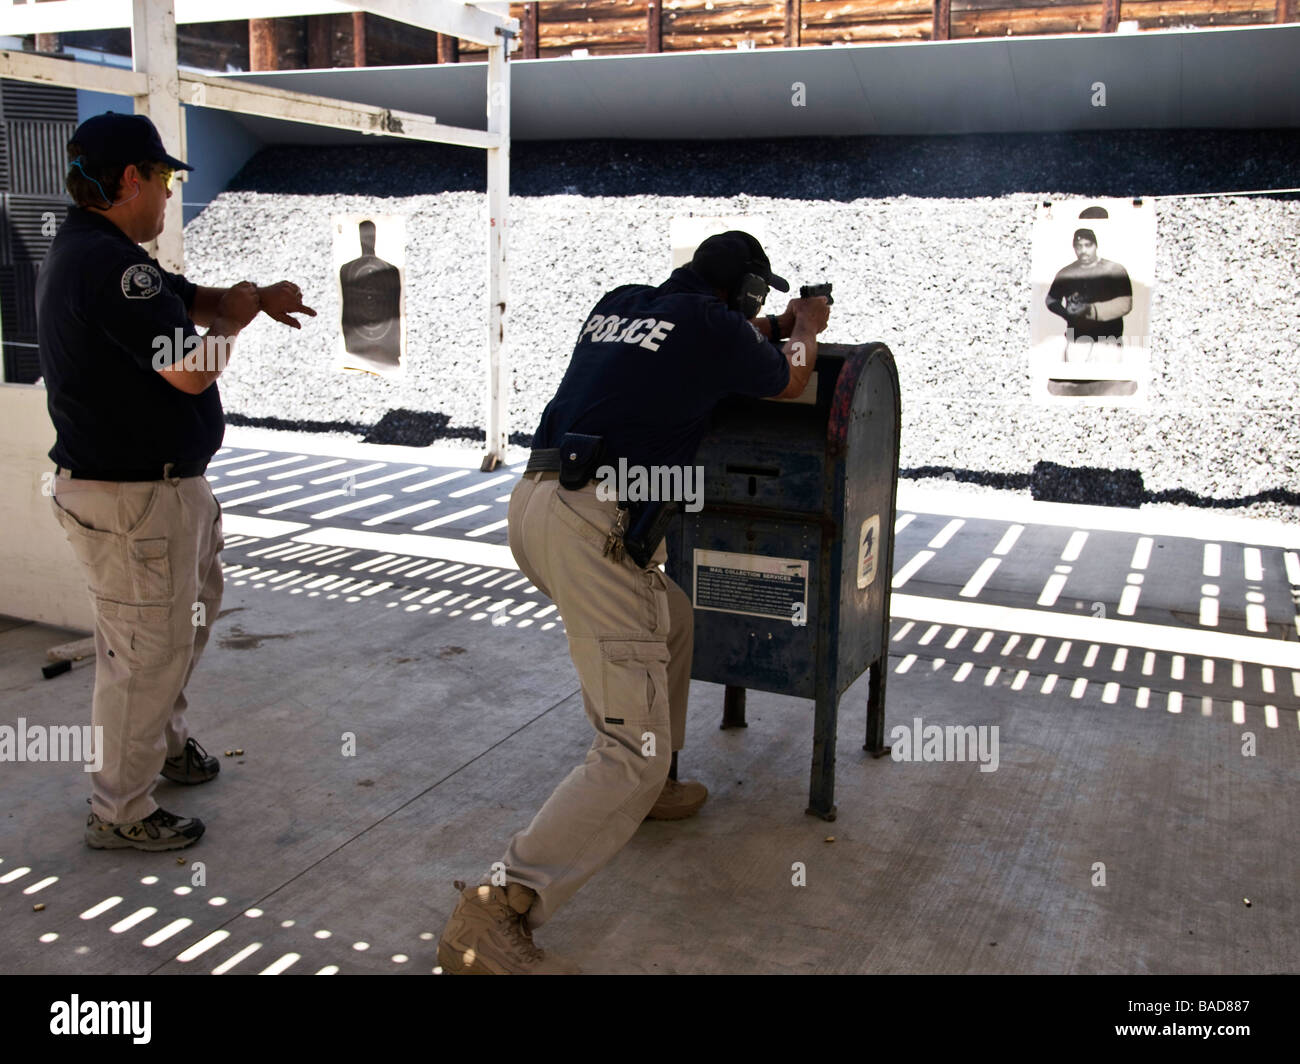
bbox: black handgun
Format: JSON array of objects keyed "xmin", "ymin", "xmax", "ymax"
[
  {"xmin": 800, "ymin": 282, "xmax": 833, "ymax": 305},
  {"xmin": 621, "ymin": 500, "xmax": 681, "ymax": 569}
]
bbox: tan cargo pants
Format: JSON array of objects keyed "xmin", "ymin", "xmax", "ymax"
[
  {"xmin": 51, "ymin": 471, "xmax": 223, "ymax": 824},
  {"xmin": 501, "ymin": 471, "xmax": 693, "ymax": 928}
]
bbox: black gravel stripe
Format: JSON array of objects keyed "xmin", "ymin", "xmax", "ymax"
[{"xmin": 227, "ymin": 131, "xmax": 1300, "ymax": 201}]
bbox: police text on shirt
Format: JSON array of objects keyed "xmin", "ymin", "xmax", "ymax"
[{"xmin": 578, "ymin": 314, "xmax": 676, "ymax": 351}]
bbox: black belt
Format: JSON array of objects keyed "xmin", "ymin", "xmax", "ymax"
[
  {"xmin": 56, "ymin": 460, "xmax": 208, "ymax": 481},
  {"xmin": 524, "ymin": 448, "xmax": 562, "ymax": 473}
]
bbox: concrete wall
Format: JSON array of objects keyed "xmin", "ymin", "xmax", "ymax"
[{"xmin": 0, "ymin": 383, "xmax": 92, "ymax": 631}]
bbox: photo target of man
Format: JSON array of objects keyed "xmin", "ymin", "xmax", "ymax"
[{"xmin": 1029, "ymin": 199, "xmax": 1154, "ymax": 406}]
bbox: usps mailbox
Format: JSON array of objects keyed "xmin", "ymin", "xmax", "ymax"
[{"xmin": 664, "ymin": 342, "xmax": 901, "ymax": 820}]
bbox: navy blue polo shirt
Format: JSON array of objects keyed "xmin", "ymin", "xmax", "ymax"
[
  {"xmin": 36, "ymin": 207, "xmax": 222, "ymax": 477},
  {"xmin": 533, "ymin": 267, "xmax": 790, "ymax": 470}
]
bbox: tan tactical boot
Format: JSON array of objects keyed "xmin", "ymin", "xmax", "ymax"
[
  {"xmin": 645, "ymin": 777, "xmax": 708, "ymax": 820},
  {"xmin": 437, "ymin": 881, "xmax": 580, "ymax": 975}
]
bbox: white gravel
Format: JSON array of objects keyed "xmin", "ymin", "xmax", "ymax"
[{"xmin": 182, "ymin": 135, "xmax": 1300, "ymax": 522}]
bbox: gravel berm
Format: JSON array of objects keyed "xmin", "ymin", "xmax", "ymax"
[{"xmin": 183, "ymin": 131, "xmax": 1300, "ymax": 522}]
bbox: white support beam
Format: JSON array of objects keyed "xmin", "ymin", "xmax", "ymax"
[
  {"xmin": 0, "ymin": 48, "xmax": 147, "ymax": 94},
  {"xmin": 359, "ymin": 1, "xmax": 515, "ymax": 48},
  {"xmin": 481, "ymin": 19, "xmax": 511, "ymax": 469},
  {"xmin": 181, "ymin": 72, "xmax": 501, "ymax": 150},
  {"xmin": 0, "ymin": 1, "xmax": 514, "ymax": 45},
  {"xmin": 0, "ymin": 1, "xmax": 357, "ymax": 34},
  {"xmin": 177, "ymin": 1, "xmax": 355, "ymax": 22},
  {"xmin": 0, "ymin": 0, "xmax": 136, "ymax": 35},
  {"xmin": 130, "ymin": 0, "xmax": 185, "ymax": 273},
  {"xmin": 0, "ymin": 51, "xmax": 503, "ymax": 152}
]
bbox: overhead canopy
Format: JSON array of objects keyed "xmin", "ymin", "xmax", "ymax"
[{"xmin": 220, "ymin": 24, "xmax": 1300, "ymax": 146}]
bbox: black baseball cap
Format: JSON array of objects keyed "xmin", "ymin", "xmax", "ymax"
[
  {"xmin": 689, "ymin": 231, "xmax": 789, "ymax": 293},
  {"xmin": 70, "ymin": 111, "xmax": 194, "ymax": 172}
]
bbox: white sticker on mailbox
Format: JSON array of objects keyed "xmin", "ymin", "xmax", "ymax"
[
  {"xmin": 693, "ymin": 549, "xmax": 809, "ymax": 622},
  {"xmin": 857, "ymin": 514, "xmax": 880, "ymax": 589}
]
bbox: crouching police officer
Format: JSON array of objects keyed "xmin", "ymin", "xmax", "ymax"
[
  {"xmin": 439, "ymin": 231, "xmax": 831, "ymax": 973},
  {"xmin": 37, "ymin": 112, "xmax": 315, "ymax": 851}
]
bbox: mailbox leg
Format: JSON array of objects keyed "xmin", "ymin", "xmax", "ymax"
[
  {"xmin": 721, "ymin": 685, "xmax": 748, "ymax": 729},
  {"xmin": 806, "ymin": 690, "xmax": 838, "ymax": 821},
  {"xmin": 864, "ymin": 659, "xmax": 891, "ymax": 758}
]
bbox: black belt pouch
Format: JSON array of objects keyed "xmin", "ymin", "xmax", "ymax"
[{"xmin": 558, "ymin": 433, "xmax": 607, "ymax": 490}]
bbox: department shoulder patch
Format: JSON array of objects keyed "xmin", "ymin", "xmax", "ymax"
[{"xmin": 121, "ymin": 263, "xmax": 162, "ymax": 300}]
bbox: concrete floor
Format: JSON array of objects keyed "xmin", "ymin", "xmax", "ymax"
[{"xmin": 1, "ymin": 429, "xmax": 1296, "ymax": 975}]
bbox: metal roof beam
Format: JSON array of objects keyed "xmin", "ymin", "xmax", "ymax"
[
  {"xmin": 0, "ymin": 46, "xmax": 147, "ymax": 94},
  {"xmin": 358, "ymin": 1, "xmax": 514, "ymax": 48},
  {"xmin": 0, "ymin": 1, "xmax": 514, "ymax": 47},
  {"xmin": 0, "ymin": 51, "xmax": 500, "ymax": 151},
  {"xmin": 182, "ymin": 70, "xmax": 501, "ymax": 149}
]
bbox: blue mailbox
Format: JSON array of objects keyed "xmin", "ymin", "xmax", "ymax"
[{"xmin": 665, "ymin": 342, "xmax": 901, "ymax": 820}]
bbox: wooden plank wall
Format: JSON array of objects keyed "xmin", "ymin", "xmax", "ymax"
[
  {"xmin": 37, "ymin": 1, "xmax": 1295, "ymax": 70},
  {"xmin": 454, "ymin": 0, "xmax": 1284, "ymax": 58},
  {"xmin": 953, "ymin": 0, "xmax": 1275, "ymax": 37}
]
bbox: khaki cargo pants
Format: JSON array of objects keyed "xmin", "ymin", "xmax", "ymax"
[
  {"xmin": 51, "ymin": 471, "xmax": 223, "ymax": 825},
  {"xmin": 501, "ymin": 471, "xmax": 693, "ymax": 928}
]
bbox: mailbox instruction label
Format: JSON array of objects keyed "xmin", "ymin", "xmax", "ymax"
[{"xmin": 693, "ymin": 549, "xmax": 810, "ymax": 621}]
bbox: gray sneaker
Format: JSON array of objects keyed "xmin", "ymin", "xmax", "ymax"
[
  {"xmin": 86, "ymin": 807, "xmax": 205, "ymax": 851},
  {"xmin": 437, "ymin": 881, "xmax": 580, "ymax": 975},
  {"xmin": 161, "ymin": 738, "xmax": 220, "ymax": 785}
]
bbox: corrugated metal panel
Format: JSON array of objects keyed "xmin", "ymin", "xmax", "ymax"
[
  {"xmin": 0, "ymin": 262, "xmax": 43, "ymax": 383},
  {"xmin": 0, "ymin": 78, "xmax": 76, "ymax": 195},
  {"xmin": 0, "ymin": 268, "xmax": 14, "ymax": 337},
  {"xmin": 0, "ymin": 79, "xmax": 74, "ymax": 383},
  {"xmin": 1, "ymin": 343, "xmax": 41, "ymax": 383},
  {"xmin": 4, "ymin": 195, "xmax": 67, "ymax": 262},
  {"xmin": 0, "ymin": 79, "xmax": 78, "ymax": 124},
  {"xmin": 7, "ymin": 260, "xmax": 38, "ymax": 334},
  {"xmin": 6, "ymin": 120, "xmax": 75, "ymax": 195}
]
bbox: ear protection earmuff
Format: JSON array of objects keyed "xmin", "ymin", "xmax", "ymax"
[{"xmin": 730, "ymin": 271, "xmax": 770, "ymax": 318}]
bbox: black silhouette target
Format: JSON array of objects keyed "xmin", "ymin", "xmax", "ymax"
[{"xmin": 337, "ymin": 217, "xmax": 404, "ymax": 372}]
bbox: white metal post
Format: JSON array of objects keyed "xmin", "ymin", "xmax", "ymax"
[
  {"xmin": 131, "ymin": 0, "xmax": 184, "ymax": 272},
  {"xmin": 1, "ymin": 1, "xmax": 519, "ymax": 453},
  {"xmin": 482, "ymin": 16, "xmax": 511, "ymax": 471}
]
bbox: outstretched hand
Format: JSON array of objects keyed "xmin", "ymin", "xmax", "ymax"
[{"xmin": 258, "ymin": 281, "xmax": 317, "ymax": 329}]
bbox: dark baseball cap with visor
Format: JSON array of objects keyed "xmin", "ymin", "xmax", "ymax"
[
  {"xmin": 688, "ymin": 231, "xmax": 789, "ymax": 294},
  {"xmin": 71, "ymin": 111, "xmax": 194, "ymax": 173}
]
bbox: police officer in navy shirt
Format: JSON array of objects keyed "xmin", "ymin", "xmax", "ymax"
[
  {"xmin": 438, "ymin": 231, "xmax": 830, "ymax": 974},
  {"xmin": 38, "ymin": 111, "xmax": 315, "ymax": 851}
]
